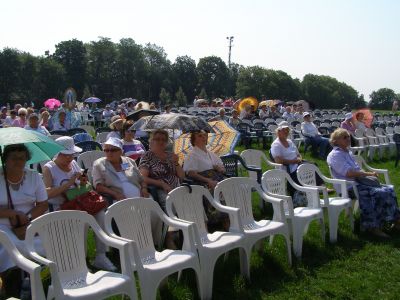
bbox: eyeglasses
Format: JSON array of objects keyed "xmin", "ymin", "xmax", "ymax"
[
  {"xmin": 18, "ymin": 114, "xmax": 26, "ymax": 116},
  {"xmin": 104, "ymin": 148, "xmax": 120, "ymax": 153},
  {"xmin": 152, "ymin": 138, "xmax": 168, "ymax": 142}
]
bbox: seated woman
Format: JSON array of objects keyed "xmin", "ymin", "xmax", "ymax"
[
  {"xmin": 0, "ymin": 144, "xmax": 48, "ymax": 296},
  {"xmin": 183, "ymin": 130, "xmax": 228, "ymax": 230},
  {"xmin": 139, "ymin": 129, "xmax": 184, "ymax": 210},
  {"xmin": 139, "ymin": 129, "xmax": 184, "ymax": 248},
  {"xmin": 183, "ymin": 130, "xmax": 225, "ymax": 190},
  {"xmin": 52, "ymin": 110, "xmax": 70, "ymax": 131},
  {"xmin": 327, "ymin": 128, "xmax": 400, "ymax": 238},
  {"xmin": 120, "ymin": 121, "xmax": 146, "ymax": 161},
  {"xmin": 106, "ymin": 115, "xmax": 124, "ymax": 140},
  {"xmin": 271, "ymin": 121, "xmax": 324, "ymax": 200},
  {"xmin": 42, "ymin": 136, "xmax": 116, "ymax": 271},
  {"xmin": 354, "ymin": 112, "xmax": 367, "ymax": 131},
  {"xmin": 92, "ymin": 137, "xmax": 148, "ymax": 200}
]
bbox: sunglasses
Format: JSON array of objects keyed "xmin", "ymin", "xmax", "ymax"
[
  {"xmin": 19, "ymin": 114, "xmax": 26, "ymax": 116},
  {"xmin": 104, "ymin": 148, "xmax": 120, "ymax": 153}
]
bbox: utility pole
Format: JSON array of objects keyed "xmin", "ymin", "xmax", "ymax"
[{"xmin": 226, "ymin": 36, "xmax": 234, "ymax": 68}]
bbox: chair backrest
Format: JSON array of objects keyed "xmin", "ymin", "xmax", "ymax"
[
  {"xmin": 96, "ymin": 132, "xmax": 109, "ymax": 144},
  {"xmin": 297, "ymin": 163, "xmax": 318, "ymax": 186},
  {"xmin": 76, "ymin": 141, "xmax": 103, "ymax": 153},
  {"xmin": 79, "ymin": 125, "xmax": 95, "ymax": 137},
  {"xmin": 50, "ymin": 130, "xmax": 68, "ymax": 135},
  {"xmin": 166, "ymin": 185, "xmax": 208, "ymax": 238},
  {"xmin": 241, "ymin": 149, "xmax": 279, "ymax": 174},
  {"xmin": 214, "ymin": 177, "xmax": 256, "ymax": 225},
  {"xmin": 261, "ymin": 169, "xmax": 288, "ymax": 196},
  {"xmin": 67, "ymin": 127, "xmax": 87, "ymax": 136},
  {"xmin": 77, "ymin": 150, "xmax": 105, "ymax": 171},
  {"xmin": 95, "ymin": 127, "xmax": 111, "ymax": 134},
  {"xmin": 26, "ymin": 211, "xmax": 93, "ymax": 278},
  {"xmin": 72, "ymin": 133, "xmax": 93, "ymax": 144},
  {"xmin": 105, "ymin": 198, "xmax": 158, "ymax": 259}
]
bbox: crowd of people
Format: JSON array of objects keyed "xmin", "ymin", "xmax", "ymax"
[{"xmin": 0, "ymin": 98, "xmax": 399, "ymax": 297}]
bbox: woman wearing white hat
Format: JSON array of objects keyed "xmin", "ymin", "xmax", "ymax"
[{"xmin": 42, "ymin": 136, "xmax": 117, "ymax": 271}]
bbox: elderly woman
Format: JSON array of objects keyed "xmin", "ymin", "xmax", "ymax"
[
  {"xmin": 106, "ymin": 115, "xmax": 124, "ymax": 140},
  {"xmin": 42, "ymin": 136, "xmax": 116, "ymax": 271},
  {"xmin": 12, "ymin": 108, "xmax": 27, "ymax": 128},
  {"xmin": 92, "ymin": 137, "xmax": 148, "ymax": 201},
  {"xmin": 52, "ymin": 110, "xmax": 70, "ymax": 131},
  {"xmin": 120, "ymin": 121, "xmax": 146, "ymax": 161},
  {"xmin": 0, "ymin": 144, "xmax": 48, "ymax": 295},
  {"xmin": 327, "ymin": 128, "xmax": 400, "ymax": 238},
  {"xmin": 24, "ymin": 113, "xmax": 50, "ymax": 136},
  {"xmin": 228, "ymin": 109, "xmax": 240, "ymax": 128},
  {"xmin": 340, "ymin": 112, "xmax": 356, "ymax": 134},
  {"xmin": 139, "ymin": 129, "xmax": 184, "ymax": 210},
  {"xmin": 183, "ymin": 130, "xmax": 225, "ymax": 190},
  {"xmin": 39, "ymin": 110, "xmax": 50, "ymax": 129}
]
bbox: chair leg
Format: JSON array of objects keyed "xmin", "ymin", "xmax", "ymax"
[
  {"xmin": 328, "ymin": 208, "xmax": 341, "ymax": 243},
  {"xmin": 239, "ymin": 247, "xmax": 251, "ymax": 280},
  {"xmin": 283, "ymin": 232, "xmax": 292, "ymax": 266}
]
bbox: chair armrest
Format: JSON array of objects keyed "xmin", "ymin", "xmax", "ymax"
[
  {"xmin": 259, "ymin": 191, "xmax": 286, "ymax": 222},
  {"xmin": 206, "ymin": 194, "xmax": 243, "ymax": 233},
  {"xmin": 362, "ymin": 166, "xmax": 391, "ymax": 185}
]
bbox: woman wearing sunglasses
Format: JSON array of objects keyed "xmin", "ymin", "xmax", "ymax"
[{"xmin": 92, "ymin": 137, "xmax": 148, "ymax": 201}]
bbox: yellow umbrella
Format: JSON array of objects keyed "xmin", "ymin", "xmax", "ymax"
[{"xmin": 174, "ymin": 120, "xmax": 240, "ymax": 164}]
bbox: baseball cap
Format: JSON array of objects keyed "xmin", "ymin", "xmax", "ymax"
[
  {"xmin": 55, "ymin": 136, "xmax": 82, "ymax": 155},
  {"xmin": 345, "ymin": 113, "xmax": 353, "ymax": 120}
]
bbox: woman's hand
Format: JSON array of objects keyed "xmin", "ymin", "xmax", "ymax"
[
  {"xmin": 171, "ymin": 153, "xmax": 180, "ymax": 165},
  {"xmin": 10, "ymin": 211, "xmax": 29, "ymax": 227},
  {"xmin": 141, "ymin": 188, "xmax": 150, "ymax": 198},
  {"xmin": 67, "ymin": 172, "xmax": 81, "ymax": 187},
  {"xmin": 213, "ymin": 165, "xmax": 224, "ymax": 173},
  {"xmin": 207, "ymin": 179, "xmax": 218, "ymax": 190},
  {"xmin": 160, "ymin": 181, "xmax": 172, "ymax": 193},
  {"xmin": 113, "ymin": 191, "xmax": 126, "ymax": 201}
]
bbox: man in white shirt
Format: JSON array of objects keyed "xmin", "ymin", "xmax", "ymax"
[
  {"xmin": 301, "ymin": 112, "xmax": 330, "ymax": 158},
  {"xmin": 282, "ymin": 106, "xmax": 294, "ymax": 120}
]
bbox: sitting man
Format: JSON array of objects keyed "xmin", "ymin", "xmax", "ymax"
[{"xmin": 301, "ymin": 112, "xmax": 330, "ymax": 158}]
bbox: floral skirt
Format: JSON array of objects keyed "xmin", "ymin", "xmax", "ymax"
[{"xmin": 357, "ymin": 184, "xmax": 400, "ymax": 229}]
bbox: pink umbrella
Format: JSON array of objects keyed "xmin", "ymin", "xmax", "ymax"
[{"xmin": 44, "ymin": 98, "xmax": 61, "ymax": 109}]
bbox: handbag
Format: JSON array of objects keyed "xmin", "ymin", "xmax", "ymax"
[
  {"xmin": 60, "ymin": 190, "xmax": 107, "ymax": 215},
  {"xmin": 5, "ymin": 175, "xmax": 27, "ymax": 240},
  {"xmin": 355, "ymin": 176, "xmax": 381, "ymax": 187}
]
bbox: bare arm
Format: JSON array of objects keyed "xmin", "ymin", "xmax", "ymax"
[{"xmin": 42, "ymin": 166, "xmax": 79, "ymax": 198}]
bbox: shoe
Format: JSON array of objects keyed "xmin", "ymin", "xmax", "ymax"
[
  {"xmin": 369, "ymin": 228, "xmax": 390, "ymax": 239},
  {"xmin": 93, "ymin": 254, "xmax": 117, "ymax": 272}
]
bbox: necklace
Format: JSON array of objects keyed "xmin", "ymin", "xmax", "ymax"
[{"xmin": 7, "ymin": 173, "xmax": 25, "ymax": 191}]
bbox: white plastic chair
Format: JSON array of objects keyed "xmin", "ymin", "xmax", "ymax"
[
  {"xmin": 77, "ymin": 150, "xmax": 105, "ymax": 183},
  {"xmin": 95, "ymin": 132, "xmax": 110, "ymax": 144},
  {"xmin": 79, "ymin": 125, "xmax": 95, "ymax": 137},
  {"xmin": 261, "ymin": 169, "xmax": 325, "ymax": 258},
  {"xmin": 25, "ymin": 211, "xmax": 137, "ymax": 300},
  {"xmin": 365, "ymin": 128, "xmax": 388, "ymax": 159},
  {"xmin": 353, "ymin": 155, "xmax": 391, "ymax": 185},
  {"xmin": 214, "ymin": 177, "xmax": 292, "ymax": 273},
  {"xmin": 240, "ymin": 149, "xmax": 283, "ymax": 175},
  {"xmin": 297, "ymin": 164, "xmax": 353, "ymax": 242},
  {"xmin": 104, "ymin": 197, "xmax": 204, "ymax": 300},
  {"xmin": 0, "ymin": 230, "xmax": 46, "ymax": 299},
  {"xmin": 166, "ymin": 185, "xmax": 247, "ymax": 299}
]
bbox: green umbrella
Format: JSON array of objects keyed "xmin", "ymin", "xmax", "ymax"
[{"xmin": 0, "ymin": 127, "xmax": 65, "ymax": 165}]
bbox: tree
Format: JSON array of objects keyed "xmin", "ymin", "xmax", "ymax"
[
  {"xmin": 369, "ymin": 88, "xmax": 397, "ymax": 110},
  {"xmin": 175, "ymin": 86, "xmax": 187, "ymax": 107},
  {"xmin": 227, "ymin": 63, "xmax": 244, "ymax": 97},
  {"xmin": 86, "ymin": 37, "xmax": 118, "ymax": 102},
  {"xmin": 172, "ymin": 55, "xmax": 197, "ymax": 101},
  {"xmin": 198, "ymin": 87, "xmax": 208, "ymax": 99},
  {"xmin": 0, "ymin": 48, "xmax": 21, "ymax": 101},
  {"xmin": 53, "ymin": 39, "xmax": 87, "ymax": 98},
  {"xmin": 159, "ymin": 87, "xmax": 171, "ymax": 105},
  {"xmin": 115, "ymin": 38, "xmax": 147, "ymax": 99},
  {"xmin": 18, "ymin": 53, "xmax": 39, "ymax": 102},
  {"xmin": 144, "ymin": 43, "xmax": 171, "ymax": 101},
  {"xmin": 197, "ymin": 56, "xmax": 229, "ymax": 98},
  {"xmin": 35, "ymin": 57, "xmax": 66, "ymax": 100}
]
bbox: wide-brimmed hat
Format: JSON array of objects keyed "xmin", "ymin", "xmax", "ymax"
[
  {"xmin": 55, "ymin": 136, "xmax": 82, "ymax": 155},
  {"xmin": 109, "ymin": 115, "xmax": 123, "ymax": 130},
  {"xmin": 104, "ymin": 137, "xmax": 123, "ymax": 150}
]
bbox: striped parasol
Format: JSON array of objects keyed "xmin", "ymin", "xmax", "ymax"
[{"xmin": 174, "ymin": 120, "xmax": 240, "ymax": 164}]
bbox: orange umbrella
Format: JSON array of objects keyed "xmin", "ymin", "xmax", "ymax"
[{"xmin": 353, "ymin": 109, "xmax": 373, "ymax": 128}]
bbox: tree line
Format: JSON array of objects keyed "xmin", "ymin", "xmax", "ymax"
[{"xmin": 0, "ymin": 37, "xmax": 397, "ymax": 109}]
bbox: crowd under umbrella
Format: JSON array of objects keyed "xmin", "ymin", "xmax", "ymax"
[
  {"xmin": 126, "ymin": 109, "xmax": 160, "ymax": 122},
  {"xmin": 130, "ymin": 113, "xmax": 214, "ymax": 133},
  {"xmin": 353, "ymin": 108, "xmax": 373, "ymax": 128},
  {"xmin": 174, "ymin": 120, "xmax": 240, "ymax": 164}
]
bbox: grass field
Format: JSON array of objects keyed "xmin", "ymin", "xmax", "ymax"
[{"xmin": 79, "ymin": 140, "xmax": 400, "ymax": 300}]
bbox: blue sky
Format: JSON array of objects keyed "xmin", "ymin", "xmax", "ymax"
[{"xmin": 1, "ymin": 0, "xmax": 399, "ymax": 101}]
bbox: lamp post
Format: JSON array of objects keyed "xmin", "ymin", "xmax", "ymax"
[{"xmin": 226, "ymin": 36, "xmax": 234, "ymax": 68}]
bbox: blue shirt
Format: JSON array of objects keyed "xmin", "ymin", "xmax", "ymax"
[{"xmin": 327, "ymin": 146, "xmax": 361, "ymax": 181}]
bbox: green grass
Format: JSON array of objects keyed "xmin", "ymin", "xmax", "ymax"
[{"xmin": 42, "ymin": 142, "xmax": 400, "ymax": 300}]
